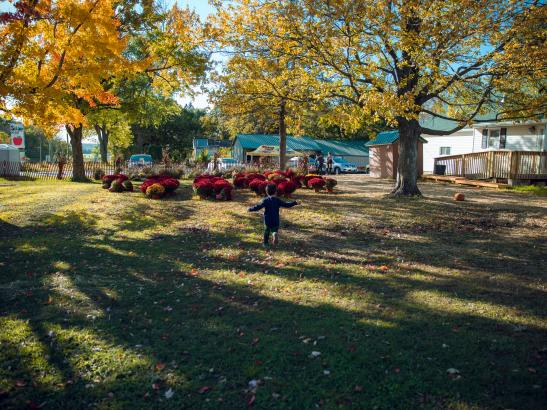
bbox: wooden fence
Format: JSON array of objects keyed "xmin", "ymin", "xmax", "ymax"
[
  {"xmin": 0, "ymin": 161, "xmax": 124, "ymax": 180},
  {"xmin": 434, "ymin": 151, "xmax": 547, "ymax": 182}
]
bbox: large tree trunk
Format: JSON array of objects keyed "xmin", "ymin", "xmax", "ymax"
[
  {"xmin": 94, "ymin": 124, "xmax": 109, "ymax": 163},
  {"xmin": 391, "ymin": 118, "xmax": 421, "ymax": 196},
  {"xmin": 66, "ymin": 124, "xmax": 88, "ymax": 182},
  {"xmin": 279, "ymin": 99, "xmax": 287, "ymax": 171}
]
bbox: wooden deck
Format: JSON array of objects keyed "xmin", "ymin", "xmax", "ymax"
[
  {"xmin": 433, "ymin": 151, "xmax": 546, "ymax": 185},
  {"xmin": 422, "ymin": 174, "xmax": 508, "ymax": 189}
]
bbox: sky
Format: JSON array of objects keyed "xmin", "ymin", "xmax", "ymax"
[{"xmin": 174, "ymin": 0, "xmax": 216, "ymax": 109}]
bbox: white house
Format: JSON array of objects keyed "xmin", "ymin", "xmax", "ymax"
[{"xmin": 421, "ymin": 117, "xmax": 546, "ymax": 173}]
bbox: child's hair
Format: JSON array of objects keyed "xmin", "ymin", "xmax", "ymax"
[{"xmin": 266, "ymin": 183, "xmax": 277, "ymax": 196}]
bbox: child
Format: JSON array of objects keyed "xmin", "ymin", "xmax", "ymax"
[{"xmin": 248, "ymin": 183, "xmax": 298, "ymax": 247}]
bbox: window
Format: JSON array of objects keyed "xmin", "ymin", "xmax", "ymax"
[
  {"xmin": 439, "ymin": 147, "xmax": 451, "ymax": 155},
  {"xmin": 481, "ymin": 128, "xmax": 507, "ymax": 149}
]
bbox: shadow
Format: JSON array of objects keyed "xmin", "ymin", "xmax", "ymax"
[{"xmin": 0, "ymin": 179, "xmax": 546, "ymax": 409}]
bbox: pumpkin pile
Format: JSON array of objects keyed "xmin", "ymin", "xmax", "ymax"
[
  {"xmin": 140, "ymin": 176, "xmax": 180, "ymax": 199},
  {"xmin": 232, "ymin": 169, "xmax": 336, "ymax": 196},
  {"xmin": 192, "ymin": 175, "xmax": 234, "ymax": 200},
  {"xmin": 102, "ymin": 174, "xmax": 133, "ymax": 193}
]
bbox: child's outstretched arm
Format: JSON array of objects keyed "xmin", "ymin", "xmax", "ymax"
[{"xmin": 248, "ymin": 200, "xmax": 265, "ymax": 212}]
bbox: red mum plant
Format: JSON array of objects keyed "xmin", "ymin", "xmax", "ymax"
[
  {"xmin": 324, "ymin": 177, "xmax": 337, "ymax": 193},
  {"xmin": 277, "ymin": 180, "xmax": 298, "ymax": 198},
  {"xmin": 193, "ymin": 179, "xmax": 214, "ymax": 199},
  {"xmin": 303, "ymin": 174, "xmax": 321, "ymax": 188},
  {"xmin": 284, "ymin": 168, "xmax": 296, "ymax": 179},
  {"xmin": 213, "ymin": 179, "xmax": 234, "ymax": 201},
  {"xmin": 102, "ymin": 173, "xmax": 128, "ymax": 189},
  {"xmin": 233, "ymin": 175, "xmax": 248, "ymax": 188},
  {"xmin": 308, "ymin": 177, "xmax": 326, "ymax": 192},
  {"xmin": 249, "ymin": 179, "xmax": 268, "ymax": 196},
  {"xmin": 246, "ymin": 173, "xmax": 266, "ymax": 181},
  {"xmin": 141, "ymin": 176, "xmax": 180, "ymax": 196}
]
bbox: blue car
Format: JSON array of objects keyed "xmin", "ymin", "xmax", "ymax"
[{"xmin": 129, "ymin": 154, "xmax": 153, "ymax": 167}]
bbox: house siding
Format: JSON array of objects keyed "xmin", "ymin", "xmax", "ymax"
[
  {"xmin": 422, "ymin": 123, "xmax": 546, "ymax": 173},
  {"xmin": 471, "ymin": 125, "xmax": 545, "ymax": 151},
  {"xmin": 422, "ymin": 129, "xmax": 474, "ymax": 172}
]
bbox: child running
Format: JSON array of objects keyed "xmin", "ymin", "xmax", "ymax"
[{"xmin": 248, "ymin": 183, "xmax": 298, "ymax": 247}]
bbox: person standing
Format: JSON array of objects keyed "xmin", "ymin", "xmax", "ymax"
[
  {"xmin": 316, "ymin": 153, "xmax": 325, "ymax": 175},
  {"xmin": 326, "ymin": 152, "xmax": 333, "ymax": 175}
]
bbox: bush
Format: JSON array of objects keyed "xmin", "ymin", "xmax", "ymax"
[
  {"xmin": 325, "ymin": 178, "xmax": 337, "ymax": 192},
  {"xmin": 109, "ymin": 180, "xmax": 124, "ymax": 193},
  {"xmin": 146, "ymin": 183, "xmax": 165, "ymax": 199},
  {"xmin": 308, "ymin": 177, "xmax": 326, "ymax": 192},
  {"xmin": 94, "ymin": 169, "xmax": 105, "ymax": 181},
  {"xmin": 193, "ymin": 180, "xmax": 214, "ymax": 199},
  {"xmin": 122, "ymin": 180, "xmax": 134, "ymax": 192},
  {"xmin": 304, "ymin": 174, "xmax": 320, "ymax": 188}
]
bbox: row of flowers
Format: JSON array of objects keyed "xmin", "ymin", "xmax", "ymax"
[
  {"xmin": 101, "ymin": 174, "xmax": 180, "ymax": 199},
  {"xmin": 233, "ymin": 169, "xmax": 337, "ymax": 196},
  {"xmin": 193, "ymin": 175, "xmax": 234, "ymax": 200}
]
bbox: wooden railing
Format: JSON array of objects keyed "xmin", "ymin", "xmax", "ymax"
[{"xmin": 434, "ymin": 151, "xmax": 547, "ymax": 181}]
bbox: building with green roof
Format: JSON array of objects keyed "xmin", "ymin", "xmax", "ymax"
[{"xmin": 232, "ymin": 134, "xmax": 370, "ymax": 167}]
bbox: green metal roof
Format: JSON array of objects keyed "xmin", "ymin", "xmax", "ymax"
[
  {"xmin": 366, "ymin": 130, "xmax": 427, "ymax": 146},
  {"xmin": 365, "ymin": 131, "xmax": 400, "ymax": 146},
  {"xmin": 314, "ymin": 139, "xmax": 369, "ymax": 156},
  {"xmin": 235, "ymin": 134, "xmax": 321, "ymax": 151}
]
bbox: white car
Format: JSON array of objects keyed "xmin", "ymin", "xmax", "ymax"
[{"xmin": 330, "ymin": 157, "xmax": 358, "ymax": 174}]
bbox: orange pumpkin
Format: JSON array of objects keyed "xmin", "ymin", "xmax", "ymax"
[{"xmin": 454, "ymin": 192, "xmax": 465, "ymax": 201}]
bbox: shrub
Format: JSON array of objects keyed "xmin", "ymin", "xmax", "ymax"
[
  {"xmin": 193, "ymin": 180, "xmax": 214, "ymax": 199},
  {"xmin": 304, "ymin": 174, "xmax": 320, "ymax": 188},
  {"xmin": 122, "ymin": 180, "xmax": 134, "ymax": 192},
  {"xmin": 146, "ymin": 183, "xmax": 165, "ymax": 199},
  {"xmin": 109, "ymin": 180, "xmax": 124, "ymax": 193},
  {"xmin": 233, "ymin": 176, "xmax": 248, "ymax": 188},
  {"xmin": 277, "ymin": 180, "xmax": 298, "ymax": 197},
  {"xmin": 94, "ymin": 169, "xmax": 105, "ymax": 181},
  {"xmin": 308, "ymin": 177, "xmax": 326, "ymax": 192},
  {"xmin": 325, "ymin": 178, "xmax": 337, "ymax": 192},
  {"xmin": 249, "ymin": 179, "xmax": 268, "ymax": 196}
]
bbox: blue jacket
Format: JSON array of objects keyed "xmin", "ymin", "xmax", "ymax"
[{"xmin": 248, "ymin": 196, "xmax": 298, "ymax": 227}]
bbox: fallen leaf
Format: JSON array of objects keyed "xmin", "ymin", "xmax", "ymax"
[
  {"xmin": 309, "ymin": 351, "xmax": 321, "ymax": 358},
  {"xmin": 155, "ymin": 362, "xmax": 166, "ymax": 371},
  {"xmin": 252, "ymin": 338, "xmax": 260, "ymax": 346},
  {"xmin": 379, "ymin": 265, "xmax": 389, "ymax": 271},
  {"xmin": 164, "ymin": 388, "xmax": 174, "ymax": 399},
  {"xmin": 44, "ymin": 296, "xmax": 53, "ymax": 305},
  {"xmin": 152, "ymin": 383, "xmax": 161, "ymax": 390},
  {"xmin": 354, "ymin": 385, "xmax": 364, "ymax": 392},
  {"xmin": 15, "ymin": 380, "xmax": 27, "ymax": 388}
]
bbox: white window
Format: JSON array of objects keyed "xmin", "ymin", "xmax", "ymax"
[
  {"xmin": 481, "ymin": 128, "xmax": 507, "ymax": 149},
  {"xmin": 439, "ymin": 147, "xmax": 451, "ymax": 155}
]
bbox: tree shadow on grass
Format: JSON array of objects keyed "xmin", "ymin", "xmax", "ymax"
[{"xmin": 0, "ymin": 195, "xmax": 545, "ymax": 409}]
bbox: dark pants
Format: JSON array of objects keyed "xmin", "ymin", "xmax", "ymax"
[
  {"xmin": 327, "ymin": 163, "xmax": 333, "ymax": 174},
  {"xmin": 263, "ymin": 225, "xmax": 279, "ymax": 245}
]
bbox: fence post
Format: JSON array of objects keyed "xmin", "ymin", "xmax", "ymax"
[
  {"xmin": 461, "ymin": 154, "xmax": 466, "ymax": 177},
  {"xmin": 508, "ymin": 151, "xmax": 520, "ymax": 186}
]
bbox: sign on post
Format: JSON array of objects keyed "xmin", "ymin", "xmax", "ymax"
[{"xmin": 9, "ymin": 122, "xmax": 25, "ymax": 149}]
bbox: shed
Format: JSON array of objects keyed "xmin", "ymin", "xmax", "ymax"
[
  {"xmin": 0, "ymin": 144, "xmax": 21, "ymax": 176},
  {"xmin": 314, "ymin": 139, "xmax": 370, "ymax": 167},
  {"xmin": 365, "ymin": 131, "xmax": 426, "ymax": 179}
]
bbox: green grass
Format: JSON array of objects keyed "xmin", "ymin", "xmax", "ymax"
[
  {"xmin": 508, "ymin": 184, "xmax": 547, "ymax": 196},
  {"xmin": 1, "ymin": 177, "xmax": 546, "ymax": 409}
]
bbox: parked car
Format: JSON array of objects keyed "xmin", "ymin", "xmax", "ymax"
[
  {"xmin": 331, "ymin": 157, "xmax": 358, "ymax": 174},
  {"xmin": 129, "ymin": 154, "xmax": 153, "ymax": 167},
  {"xmin": 208, "ymin": 157, "xmax": 239, "ymax": 172}
]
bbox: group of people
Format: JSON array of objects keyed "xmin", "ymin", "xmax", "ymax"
[{"xmin": 298, "ymin": 152, "xmax": 335, "ymax": 175}]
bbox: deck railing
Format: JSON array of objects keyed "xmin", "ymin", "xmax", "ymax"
[{"xmin": 434, "ymin": 150, "xmax": 547, "ymax": 181}]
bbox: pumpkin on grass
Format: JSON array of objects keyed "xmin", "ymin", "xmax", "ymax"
[{"xmin": 454, "ymin": 192, "xmax": 465, "ymax": 201}]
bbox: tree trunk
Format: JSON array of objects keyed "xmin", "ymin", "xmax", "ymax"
[
  {"xmin": 279, "ymin": 99, "xmax": 287, "ymax": 171},
  {"xmin": 391, "ymin": 118, "xmax": 421, "ymax": 196},
  {"xmin": 94, "ymin": 124, "xmax": 109, "ymax": 163},
  {"xmin": 66, "ymin": 124, "xmax": 88, "ymax": 182}
]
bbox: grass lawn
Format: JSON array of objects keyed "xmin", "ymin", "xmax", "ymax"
[{"xmin": 1, "ymin": 176, "xmax": 546, "ymax": 409}]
